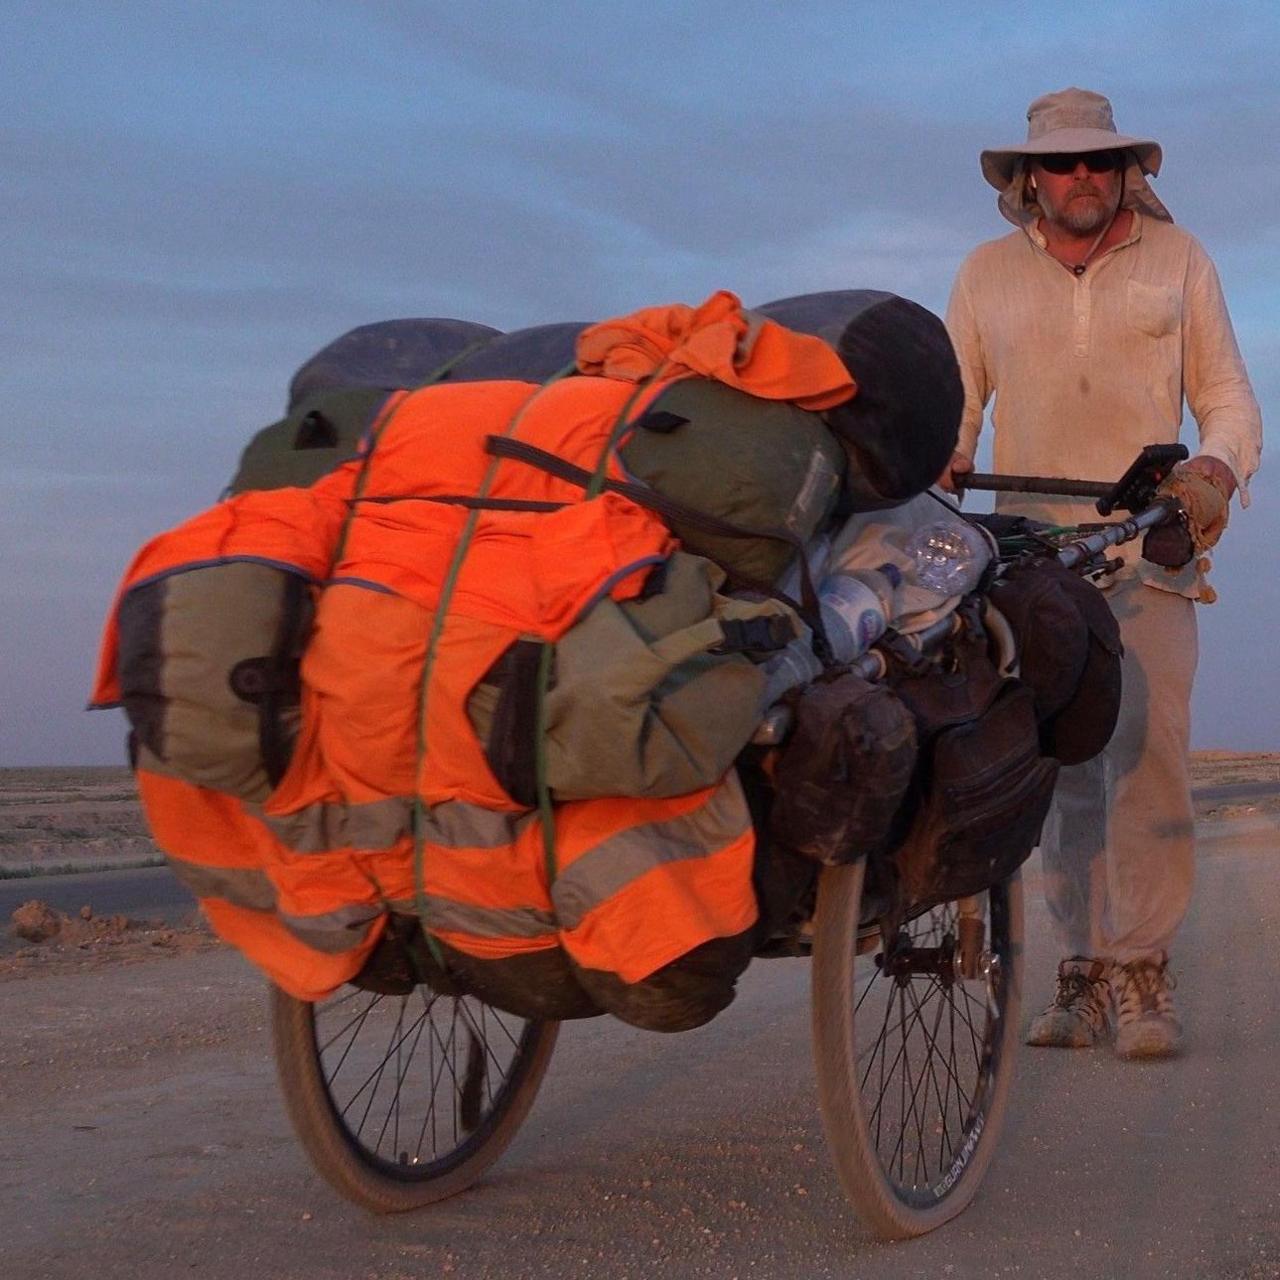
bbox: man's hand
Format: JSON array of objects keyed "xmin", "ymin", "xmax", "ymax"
[
  {"xmin": 1180, "ymin": 454, "xmax": 1237, "ymax": 502},
  {"xmin": 937, "ymin": 451, "xmax": 974, "ymax": 493},
  {"xmin": 1157, "ymin": 458, "xmax": 1233, "ymax": 553}
]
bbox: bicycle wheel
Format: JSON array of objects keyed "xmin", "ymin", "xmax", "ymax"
[
  {"xmin": 271, "ymin": 982, "xmax": 558, "ymax": 1213},
  {"xmin": 811, "ymin": 860, "xmax": 1023, "ymax": 1239}
]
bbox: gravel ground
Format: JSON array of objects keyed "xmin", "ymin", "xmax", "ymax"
[{"xmin": 4, "ymin": 792, "xmax": 1279, "ymax": 1280}]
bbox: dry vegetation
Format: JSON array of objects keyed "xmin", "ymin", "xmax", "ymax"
[
  {"xmin": 0, "ymin": 766, "xmax": 158, "ymax": 877},
  {"xmin": 1187, "ymin": 751, "xmax": 1280, "ymax": 788},
  {"xmin": 2, "ymin": 753, "xmax": 1276, "ymax": 882},
  {"xmin": 0, "ymin": 752, "xmax": 1275, "ymax": 978}
]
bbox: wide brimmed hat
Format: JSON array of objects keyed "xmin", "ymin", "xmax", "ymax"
[
  {"xmin": 982, "ymin": 88, "xmax": 1171, "ymax": 226},
  {"xmin": 981, "ymin": 87, "xmax": 1162, "ymax": 187}
]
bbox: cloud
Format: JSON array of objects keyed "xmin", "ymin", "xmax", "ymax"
[
  {"xmin": 4, "ymin": 0, "xmax": 1279, "ymax": 760},
  {"xmin": 4, "ymin": 463, "xmax": 171, "ymax": 494}
]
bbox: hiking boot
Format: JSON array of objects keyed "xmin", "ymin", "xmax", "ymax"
[
  {"xmin": 1112, "ymin": 955, "xmax": 1182, "ymax": 1059},
  {"xmin": 1025, "ymin": 957, "xmax": 1111, "ymax": 1047}
]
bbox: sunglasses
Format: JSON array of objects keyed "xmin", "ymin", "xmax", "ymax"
[{"xmin": 1037, "ymin": 150, "xmax": 1125, "ymax": 175}]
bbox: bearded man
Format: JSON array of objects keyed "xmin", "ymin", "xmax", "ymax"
[{"xmin": 942, "ymin": 88, "xmax": 1262, "ymax": 1058}]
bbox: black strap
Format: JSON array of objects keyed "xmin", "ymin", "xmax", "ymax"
[
  {"xmin": 714, "ymin": 615, "xmax": 796, "ymax": 657},
  {"xmin": 351, "ymin": 493, "xmax": 567, "ymax": 513},
  {"xmin": 223, "ymin": 573, "xmax": 311, "ymax": 787}
]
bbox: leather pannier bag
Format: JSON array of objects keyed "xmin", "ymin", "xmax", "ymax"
[
  {"xmin": 769, "ymin": 672, "xmax": 918, "ymax": 866},
  {"xmin": 987, "ymin": 559, "xmax": 1122, "ymax": 765},
  {"xmin": 883, "ymin": 618, "xmax": 1060, "ymax": 911}
]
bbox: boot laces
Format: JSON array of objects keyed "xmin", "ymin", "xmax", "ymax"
[
  {"xmin": 1050, "ymin": 962, "xmax": 1109, "ymax": 1026},
  {"xmin": 1114, "ymin": 958, "xmax": 1175, "ymax": 1019}
]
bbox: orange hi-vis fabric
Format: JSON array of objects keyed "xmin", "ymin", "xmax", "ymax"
[
  {"xmin": 92, "ymin": 362, "xmax": 775, "ymax": 1005},
  {"xmin": 576, "ymin": 289, "xmax": 857, "ymax": 411}
]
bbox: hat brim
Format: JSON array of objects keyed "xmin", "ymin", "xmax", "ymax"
[{"xmin": 981, "ymin": 129, "xmax": 1162, "ymax": 191}]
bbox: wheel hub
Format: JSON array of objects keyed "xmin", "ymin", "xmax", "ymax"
[{"xmin": 878, "ymin": 931, "xmax": 959, "ymax": 987}]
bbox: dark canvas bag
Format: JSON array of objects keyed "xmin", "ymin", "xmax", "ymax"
[
  {"xmin": 988, "ymin": 560, "xmax": 1122, "ymax": 765},
  {"xmin": 769, "ymin": 672, "xmax": 918, "ymax": 866},
  {"xmin": 883, "ymin": 621, "xmax": 1059, "ymax": 910},
  {"xmin": 226, "ymin": 386, "xmax": 393, "ymax": 495}
]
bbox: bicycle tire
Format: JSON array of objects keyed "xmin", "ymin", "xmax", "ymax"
[
  {"xmin": 271, "ymin": 982, "xmax": 558, "ymax": 1213},
  {"xmin": 811, "ymin": 860, "xmax": 1023, "ymax": 1239}
]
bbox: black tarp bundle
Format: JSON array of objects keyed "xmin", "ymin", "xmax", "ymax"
[
  {"xmin": 286, "ymin": 319, "xmax": 591, "ymax": 410},
  {"xmin": 286, "ymin": 318, "xmax": 501, "ymax": 410},
  {"xmin": 752, "ymin": 290, "xmax": 962, "ymax": 511}
]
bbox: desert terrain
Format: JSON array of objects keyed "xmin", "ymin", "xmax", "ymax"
[
  {"xmin": 5, "ymin": 752, "xmax": 1275, "ymax": 877},
  {"xmin": 3, "ymin": 756, "xmax": 1278, "ymax": 1279}
]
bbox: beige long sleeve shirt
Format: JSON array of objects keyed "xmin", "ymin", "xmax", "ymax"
[{"xmin": 946, "ymin": 212, "xmax": 1262, "ymax": 595}]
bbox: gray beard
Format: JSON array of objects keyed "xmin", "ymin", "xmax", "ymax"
[
  {"xmin": 1045, "ymin": 191, "xmax": 1118, "ymax": 236},
  {"xmin": 1057, "ymin": 201, "xmax": 1112, "ymax": 235}
]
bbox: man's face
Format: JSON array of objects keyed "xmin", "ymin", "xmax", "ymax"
[{"xmin": 1030, "ymin": 150, "xmax": 1124, "ymax": 235}]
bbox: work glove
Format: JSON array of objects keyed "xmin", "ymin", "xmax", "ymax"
[
  {"xmin": 1155, "ymin": 463, "xmax": 1231, "ymax": 554},
  {"xmin": 1141, "ymin": 517, "xmax": 1196, "ymax": 569}
]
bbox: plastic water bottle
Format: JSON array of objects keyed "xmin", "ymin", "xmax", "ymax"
[
  {"xmin": 818, "ymin": 563, "xmax": 901, "ymax": 664},
  {"xmin": 903, "ymin": 521, "xmax": 991, "ymax": 596}
]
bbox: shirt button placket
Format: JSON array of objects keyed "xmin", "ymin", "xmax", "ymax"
[{"xmin": 1074, "ymin": 277, "xmax": 1090, "ymax": 357}]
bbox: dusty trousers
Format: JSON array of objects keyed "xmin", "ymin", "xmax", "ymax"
[{"xmin": 1038, "ymin": 578, "xmax": 1199, "ymax": 963}]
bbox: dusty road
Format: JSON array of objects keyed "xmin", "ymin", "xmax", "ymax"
[
  {"xmin": 0, "ymin": 865, "xmax": 194, "ymax": 925},
  {"xmin": 5, "ymin": 805, "xmax": 1279, "ymax": 1280}
]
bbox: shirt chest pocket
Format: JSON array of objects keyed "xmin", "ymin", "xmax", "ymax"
[{"xmin": 1126, "ymin": 281, "xmax": 1181, "ymax": 339}]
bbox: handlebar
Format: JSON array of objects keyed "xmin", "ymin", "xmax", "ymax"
[
  {"xmin": 958, "ymin": 443, "xmax": 1189, "ymax": 516},
  {"xmin": 1051, "ymin": 499, "xmax": 1179, "ymax": 570}
]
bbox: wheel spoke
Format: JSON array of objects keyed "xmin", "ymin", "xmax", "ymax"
[
  {"xmin": 352, "ymin": 997, "xmax": 411, "ymax": 1139},
  {"xmin": 320, "ymin": 992, "xmax": 381, "ymax": 1075},
  {"xmin": 454, "ymin": 998, "xmax": 520, "ymax": 1085},
  {"xmin": 374, "ymin": 1005, "xmax": 432, "ymax": 1158},
  {"xmin": 274, "ymin": 972, "xmax": 553, "ymax": 1207}
]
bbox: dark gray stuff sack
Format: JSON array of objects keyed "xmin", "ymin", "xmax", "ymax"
[
  {"xmin": 445, "ymin": 322, "xmax": 592, "ymax": 383},
  {"xmin": 619, "ymin": 377, "xmax": 845, "ymax": 586},
  {"xmin": 753, "ymin": 290, "xmax": 962, "ymax": 512},
  {"xmin": 287, "ymin": 318, "xmax": 502, "ymax": 410}
]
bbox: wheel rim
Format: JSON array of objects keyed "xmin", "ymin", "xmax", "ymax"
[
  {"xmin": 310, "ymin": 986, "xmax": 542, "ymax": 1181},
  {"xmin": 852, "ymin": 885, "xmax": 1012, "ymax": 1208}
]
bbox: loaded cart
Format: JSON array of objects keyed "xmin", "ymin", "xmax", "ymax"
[
  {"xmin": 90, "ymin": 291, "xmax": 1189, "ymax": 1240},
  {"xmin": 269, "ymin": 466, "xmax": 1180, "ymax": 1239}
]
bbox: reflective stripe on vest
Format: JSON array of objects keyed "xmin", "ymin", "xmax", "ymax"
[
  {"xmin": 418, "ymin": 800, "xmax": 535, "ymax": 850},
  {"xmin": 256, "ymin": 795, "xmax": 413, "ymax": 853},
  {"xmin": 278, "ymin": 903, "xmax": 384, "ymax": 954},
  {"xmin": 166, "ymin": 857, "xmax": 276, "ymax": 912},
  {"xmin": 256, "ymin": 793, "xmax": 535, "ymax": 855},
  {"xmin": 387, "ymin": 895, "xmax": 557, "ymax": 941},
  {"xmin": 413, "ymin": 802, "xmax": 555, "ymax": 953},
  {"xmin": 550, "ymin": 781, "xmax": 751, "ymax": 930},
  {"xmin": 201, "ymin": 898, "xmax": 381, "ymax": 1003}
]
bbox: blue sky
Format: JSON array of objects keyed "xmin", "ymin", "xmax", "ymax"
[{"xmin": 2, "ymin": 0, "xmax": 1275, "ymax": 764}]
